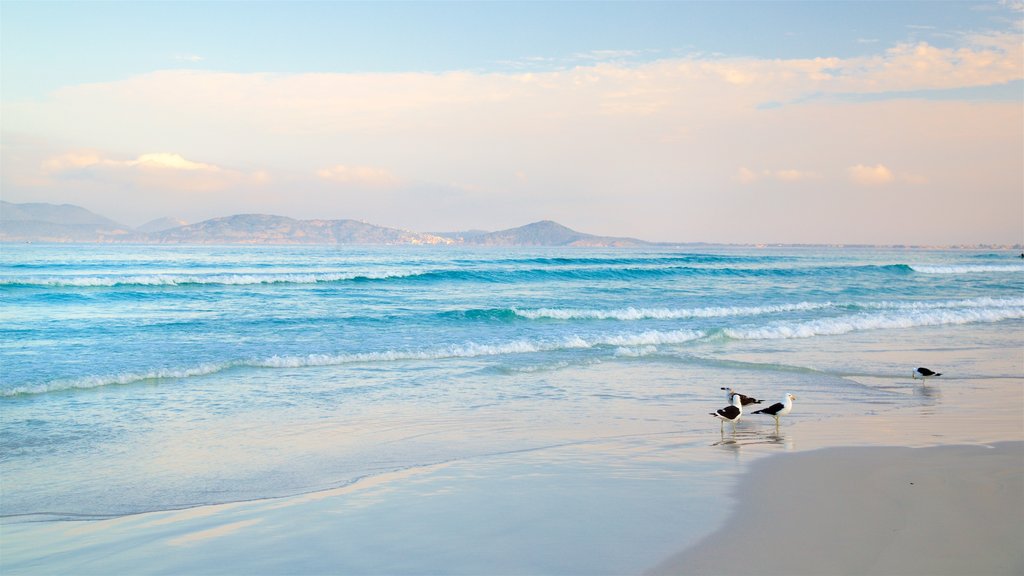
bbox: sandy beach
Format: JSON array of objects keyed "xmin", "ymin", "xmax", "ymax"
[
  {"xmin": 650, "ymin": 442, "xmax": 1024, "ymax": 576},
  {"xmin": 648, "ymin": 361, "xmax": 1024, "ymax": 576},
  {"xmin": 4, "ymin": 370, "xmax": 1022, "ymax": 575}
]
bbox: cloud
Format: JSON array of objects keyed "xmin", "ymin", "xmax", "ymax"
[
  {"xmin": 42, "ymin": 150, "xmax": 260, "ymax": 192},
  {"xmin": 848, "ymin": 164, "xmax": 896, "ymax": 185},
  {"xmin": 173, "ymin": 54, "xmax": 205, "ymax": 62},
  {"xmin": 316, "ymin": 164, "xmax": 401, "ymax": 187},
  {"xmin": 3, "ymin": 27, "xmax": 1020, "ymax": 244}
]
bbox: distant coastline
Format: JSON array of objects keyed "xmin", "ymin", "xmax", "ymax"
[{"xmin": 1, "ymin": 201, "xmax": 1021, "ymax": 250}]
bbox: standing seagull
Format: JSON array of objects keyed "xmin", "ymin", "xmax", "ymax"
[
  {"xmin": 753, "ymin": 393, "xmax": 796, "ymax": 428},
  {"xmin": 711, "ymin": 393, "xmax": 743, "ymax": 432},
  {"xmin": 721, "ymin": 386, "xmax": 763, "ymax": 406},
  {"xmin": 913, "ymin": 367, "xmax": 942, "ymax": 379}
]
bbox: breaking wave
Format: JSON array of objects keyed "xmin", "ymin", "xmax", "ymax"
[
  {"xmin": 0, "ymin": 262, "xmax": 933, "ymax": 288},
  {"xmin": 510, "ymin": 297, "xmax": 1024, "ymax": 322},
  {"xmin": 909, "ymin": 264, "xmax": 1024, "ymax": 274},
  {"xmin": 723, "ymin": 305, "xmax": 1024, "ymax": 340},
  {"xmin": 3, "ymin": 329, "xmax": 705, "ymax": 397},
  {"xmin": 513, "ymin": 302, "xmax": 832, "ymax": 320}
]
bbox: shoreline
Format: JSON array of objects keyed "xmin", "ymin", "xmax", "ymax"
[
  {"xmin": 647, "ymin": 371, "xmax": 1024, "ymax": 576},
  {"xmin": 648, "ymin": 441, "xmax": 1024, "ymax": 576},
  {"xmin": 3, "ymin": 344, "xmax": 1021, "ymax": 574}
]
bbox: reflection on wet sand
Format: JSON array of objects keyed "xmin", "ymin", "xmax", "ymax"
[{"xmin": 711, "ymin": 425, "xmax": 795, "ymax": 454}]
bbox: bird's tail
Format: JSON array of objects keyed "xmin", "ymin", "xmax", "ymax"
[
  {"xmin": 751, "ymin": 408, "xmax": 765, "ymax": 414},
  {"xmin": 935, "ymin": 373, "xmax": 942, "ymax": 377}
]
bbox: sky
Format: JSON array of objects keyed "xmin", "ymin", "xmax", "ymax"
[{"xmin": 2, "ymin": 1, "xmax": 1022, "ymax": 245}]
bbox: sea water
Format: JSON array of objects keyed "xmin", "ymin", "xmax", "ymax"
[{"xmin": 1, "ymin": 243, "xmax": 1022, "ymax": 569}]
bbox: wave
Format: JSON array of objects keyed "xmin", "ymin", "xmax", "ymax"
[
  {"xmin": 0, "ymin": 263, "xmax": 918, "ymax": 288},
  {"xmin": 513, "ymin": 302, "xmax": 833, "ymax": 320},
  {"xmin": 909, "ymin": 264, "xmax": 1024, "ymax": 274},
  {"xmin": 0, "ymin": 272, "xmax": 414, "ymax": 287},
  {"xmin": 859, "ymin": 296, "xmax": 1024, "ymax": 310},
  {"xmin": 454, "ymin": 254, "xmax": 784, "ymax": 266},
  {"xmin": 2, "ymin": 363, "xmax": 233, "ymax": 397},
  {"xmin": 510, "ymin": 297, "xmax": 1024, "ymax": 322},
  {"xmin": 3, "ymin": 329, "xmax": 705, "ymax": 397},
  {"xmin": 723, "ymin": 305, "xmax": 1024, "ymax": 340}
]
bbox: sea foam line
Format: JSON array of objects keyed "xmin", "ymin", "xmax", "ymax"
[
  {"xmin": 511, "ymin": 297, "xmax": 1024, "ymax": 321},
  {"xmin": 909, "ymin": 264, "xmax": 1024, "ymax": 274},
  {"xmin": 723, "ymin": 305, "xmax": 1024, "ymax": 340},
  {"xmin": 513, "ymin": 302, "xmax": 832, "ymax": 320},
  {"xmin": 3, "ymin": 329, "xmax": 706, "ymax": 397}
]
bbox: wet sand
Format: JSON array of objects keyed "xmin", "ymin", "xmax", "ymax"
[{"xmin": 649, "ymin": 441, "xmax": 1024, "ymax": 576}]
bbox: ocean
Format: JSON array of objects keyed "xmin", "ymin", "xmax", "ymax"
[{"xmin": 2, "ymin": 243, "xmax": 1022, "ymax": 572}]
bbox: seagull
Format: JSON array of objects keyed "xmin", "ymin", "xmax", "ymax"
[
  {"xmin": 711, "ymin": 393, "xmax": 743, "ymax": 432},
  {"xmin": 753, "ymin": 393, "xmax": 796, "ymax": 428},
  {"xmin": 913, "ymin": 367, "xmax": 942, "ymax": 379},
  {"xmin": 720, "ymin": 386, "xmax": 763, "ymax": 406}
]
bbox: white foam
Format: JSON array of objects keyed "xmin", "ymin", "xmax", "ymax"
[
  {"xmin": 910, "ymin": 264, "xmax": 1024, "ymax": 274},
  {"xmin": 513, "ymin": 297, "xmax": 1024, "ymax": 322},
  {"xmin": 614, "ymin": 345, "xmax": 659, "ymax": 357},
  {"xmin": 513, "ymin": 302, "xmax": 831, "ymax": 321},
  {"xmin": 724, "ymin": 306, "xmax": 1024, "ymax": 340},
  {"xmin": 3, "ymin": 362, "xmax": 232, "ymax": 397},
  {"xmin": 7, "ymin": 329, "xmax": 705, "ymax": 396},
  {"xmin": 860, "ymin": 297, "xmax": 1024, "ymax": 311}
]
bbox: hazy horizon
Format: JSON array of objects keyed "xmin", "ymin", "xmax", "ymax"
[{"xmin": 2, "ymin": 1, "xmax": 1022, "ymax": 245}]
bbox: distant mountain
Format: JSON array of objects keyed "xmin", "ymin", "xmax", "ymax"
[
  {"xmin": 152, "ymin": 214, "xmax": 453, "ymax": 245},
  {"xmin": 0, "ymin": 201, "xmax": 142, "ymax": 242},
  {"xmin": 136, "ymin": 216, "xmax": 189, "ymax": 233},
  {"xmin": 463, "ymin": 220, "xmax": 650, "ymax": 247},
  {"xmin": 0, "ymin": 202, "xmax": 648, "ymax": 246}
]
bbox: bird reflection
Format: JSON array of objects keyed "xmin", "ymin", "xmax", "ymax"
[
  {"xmin": 916, "ymin": 383, "xmax": 942, "ymax": 401},
  {"xmin": 711, "ymin": 425, "xmax": 793, "ymax": 452}
]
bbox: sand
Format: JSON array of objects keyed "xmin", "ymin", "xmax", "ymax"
[
  {"xmin": 649, "ymin": 441, "xmax": 1024, "ymax": 576},
  {"xmin": 3, "ymin": 347, "xmax": 1022, "ymax": 574}
]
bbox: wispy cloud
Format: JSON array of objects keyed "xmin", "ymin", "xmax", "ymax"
[
  {"xmin": 848, "ymin": 164, "xmax": 895, "ymax": 186},
  {"xmin": 3, "ymin": 29, "xmax": 1019, "ymax": 243},
  {"xmin": 42, "ymin": 150, "xmax": 261, "ymax": 192},
  {"xmin": 173, "ymin": 54, "xmax": 205, "ymax": 63}
]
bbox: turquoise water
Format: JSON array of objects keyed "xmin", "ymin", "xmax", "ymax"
[{"xmin": 2, "ymin": 244, "xmax": 1022, "ymax": 525}]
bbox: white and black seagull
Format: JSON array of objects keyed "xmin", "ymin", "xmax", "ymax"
[
  {"xmin": 752, "ymin": 393, "xmax": 796, "ymax": 427},
  {"xmin": 720, "ymin": 386, "xmax": 763, "ymax": 406},
  {"xmin": 913, "ymin": 367, "xmax": 942, "ymax": 379},
  {"xmin": 710, "ymin": 393, "xmax": 743, "ymax": 432}
]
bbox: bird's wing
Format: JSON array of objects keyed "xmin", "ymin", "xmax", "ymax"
[
  {"xmin": 718, "ymin": 405, "xmax": 740, "ymax": 419},
  {"xmin": 754, "ymin": 402, "xmax": 784, "ymax": 415}
]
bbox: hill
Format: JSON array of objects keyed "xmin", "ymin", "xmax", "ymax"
[
  {"xmin": 462, "ymin": 220, "xmax": 649, "ymax": 247},
  {"xmin": 0, "ymin": 202, "xmax": 648, "ymax": 247},
  {"xmin": 152, "ymin": 214, "xmax": 452, "ymax": 245},
  {"xmin": 0, "ymin": 201, "xmax": 141, "ymax": 242},
  {"xmin": 137, "ymin": 216, "xmax": 189, "ymax": 233}
]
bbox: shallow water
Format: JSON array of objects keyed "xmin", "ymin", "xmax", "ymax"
[{"xmin": 1, "ymin": 244, "xmax": 1022, "ymax": 573}]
